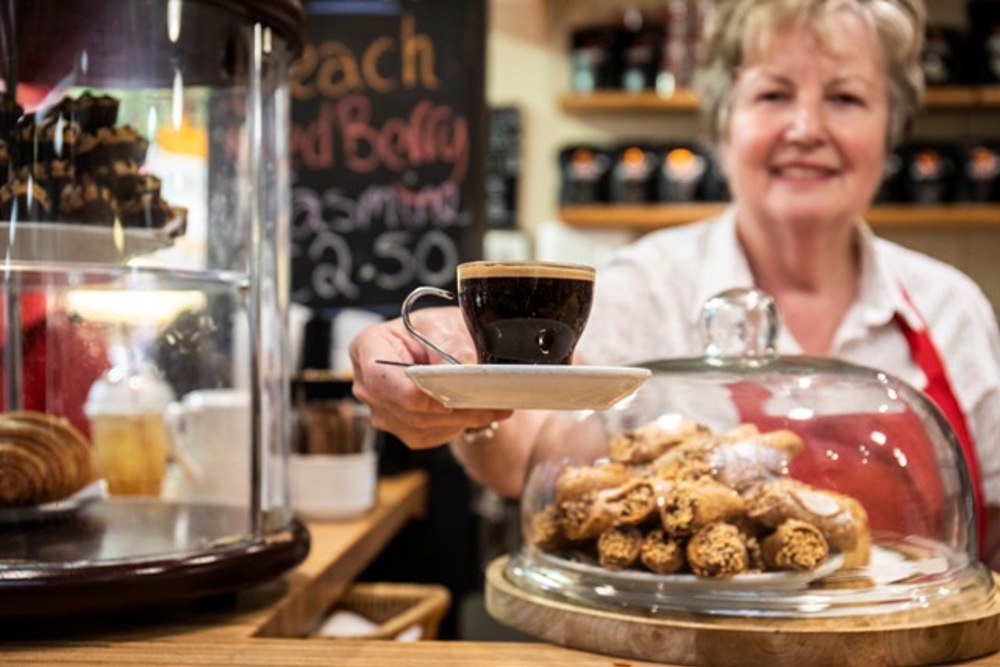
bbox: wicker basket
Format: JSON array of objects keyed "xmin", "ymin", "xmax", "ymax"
[{"xmin": 325, "ymin": 583, "xmax": 451, "ymax": 640}]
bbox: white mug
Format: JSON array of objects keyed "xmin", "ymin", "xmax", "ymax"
[
  {"xmin": 289, "ymin": 451, "xmax": 377, "ymax": 520},
  {"xmin": 164, "ymin": 388, "xmax": 251, "ymax": 505}
]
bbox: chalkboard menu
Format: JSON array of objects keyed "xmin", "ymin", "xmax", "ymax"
[{"xmin": 290, "ymin": 0, "xmax": 487, "ymax": 309}]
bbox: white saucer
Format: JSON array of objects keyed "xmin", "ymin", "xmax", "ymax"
[
  {"xmin": 0, "ymin": 478, "xmax": 108, "ymax": 525},
  {"xmin": 406, "ymin": 365, "xmax": 651, "ymax": 410}
]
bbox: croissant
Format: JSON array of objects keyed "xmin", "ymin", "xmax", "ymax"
[{"xmin": 0, "ymin": 411, "xmax": 94, "ymax": 507}]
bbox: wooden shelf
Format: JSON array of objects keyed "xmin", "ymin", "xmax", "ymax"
[
  {"xmin": 560, "ymin": 86, "xmax": 1000, "ymax": 113},
  {"xmin": 560, "ymin": 204, "xmax": 1000, "ymax": 232},
  {"xmin": 559, "ymin": 89, "xmax": 700, "ymax": 113}
]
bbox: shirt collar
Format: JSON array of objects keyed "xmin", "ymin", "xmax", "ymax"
[
  {"xmin": 689, "ymin": 209, "xmax": 921, "ymax": 334},
  {"xmin": 854, "ymin": 220, "xmax": 922, "ymax": 331},
  {"xmin": 689, "ymin": 206, "xmax": 757, "ymax": 327}
]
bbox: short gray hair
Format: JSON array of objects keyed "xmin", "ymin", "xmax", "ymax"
[{"xmin": 695, "ymin": 0, "xmax": 926, "ymax": 149}]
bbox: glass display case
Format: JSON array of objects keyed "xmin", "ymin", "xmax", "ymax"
[
  {"xmin": 0, "ymin": 0, "xmax": 309, "ymax": 615},
  {"xmin": 489, "ymin": 288, "xmax": 1000, "ymax": 665}
]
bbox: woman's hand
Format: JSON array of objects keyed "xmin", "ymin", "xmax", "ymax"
[{"xmin": 349, "ymin": 306, "xmax": 512, "ymax": 449}]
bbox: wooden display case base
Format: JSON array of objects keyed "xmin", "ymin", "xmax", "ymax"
[{"xmin": 485, "ymin": 555, "xmax": 1000, "ymax": 667}]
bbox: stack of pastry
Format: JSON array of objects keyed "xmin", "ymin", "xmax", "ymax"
[
  {"xmin": 532, "ymin": 417, "xmax": 870, "ymax": 578},
  {"xmin": 0, "ymin": 411, "xmax": 95, "ymax": 507},
  {"xmin": 0, "ymin": 92, "xmax": 180, "ymax": 231}
]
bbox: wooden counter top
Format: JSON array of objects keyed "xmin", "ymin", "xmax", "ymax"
[{"xmin": 5, "ymin": 470, "xmax": 1000, "ymax": 666}]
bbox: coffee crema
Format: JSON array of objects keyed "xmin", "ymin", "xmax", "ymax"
[{"xmin": 457, "ymin": 262, "xmax": 595, "ymax": 365}]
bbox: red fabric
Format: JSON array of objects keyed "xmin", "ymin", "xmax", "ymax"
[
  {"xmin": 730, "ymin": 296, "xmax": 984, "ymax": 555},
  {"xmin": 0, "ymin": 295, "xmax": 109, "ymax": 438},
  {"xmin": 893, "ymin": 309, "xmax": 986, "ymax": 555},
  {"xmin": 732, "ymin": 382, "xmax": 946, "ymax": 541}
]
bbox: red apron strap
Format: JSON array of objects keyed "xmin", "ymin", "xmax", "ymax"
[{"xmin": 893, "ymin": 290, "xmax": 986, "ymax": 554}]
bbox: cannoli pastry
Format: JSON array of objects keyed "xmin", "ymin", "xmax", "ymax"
[
  {"xmin": 725, "ymin": 423, "xmax": 761, "ymax": 440},
  {"xmin": 660, "ymin": 477, "xmax": 745, "ymax": 538},
  {"xmin": 598, "ymin": 477, "xmax": 665, "ymax": 525},
  {"xmin": 608, "ymin": 416, "xmax": 708, "ymax": 465},
  {"xmin": 529, "ymin": 503, "xmax": 566, "ymax": 552},
  {"xmin": 640, "ymin": 528, "xmax": 684, "ymax": 574},
  {"xmin": 686, "ymin": 522, "xmax": 750, "ymax": 578},
  {"xmin": 745, "ymin": 533, "xmax": 765, "ymax": 572},
  {"xmin": 754, "ymin": 429, "xmax": 805, "ymax": 459},
  {"xmin": 761, "ymin": 518, "xmax": 830, "ymax": 572},
  {"xmin": 744, "ymin": 478, "xmax": 870, "ymax": 566},
  {"xmin": 0, "ymin": 411, "xmax": 95, "ymax": 507},
  {"xmin": 597, "ymin": 525, "xmax": 643, "ymax": 570},
  {"xmin": 649, "ymin": 436, "xmax": 719, "ymax": 482},
  {"xmin": 555, "ymin": 462, "xmax": 636, "ymax": 503},
  {"xmin": 560, "ymin": 492, "xmax": 616, "ymax": 542},
  {"xmin": 842, "ymin": 496, "xmax": 871, "ymax": 568},
  {"xmin": 709, "ymin": 439, "xmax": 790, "ymax": 492}
]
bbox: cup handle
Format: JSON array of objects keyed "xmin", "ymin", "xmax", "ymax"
[
  {"xmin": 164, "ymin": 403, "xmax": 205, "ymax": 485},
  {"xmin": 401, "ymin": 286, "xmax": 463, "ymax": 365}
]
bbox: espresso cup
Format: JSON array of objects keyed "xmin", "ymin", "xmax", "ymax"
[{"xmin": 402, "ymin": 260, "xmax": 595, "ymax": 365}]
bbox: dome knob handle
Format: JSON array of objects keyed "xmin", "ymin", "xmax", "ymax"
[{"xmin": 700, "ymin": 288, "xmax": 780, "ymax": 363}]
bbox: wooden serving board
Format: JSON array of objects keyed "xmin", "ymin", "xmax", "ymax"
[{"xmin": 485, "ymin": 556, "xmax": 1000, "ymax": 667}]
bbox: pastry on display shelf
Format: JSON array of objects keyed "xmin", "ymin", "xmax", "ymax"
[{"xmin": 531, "ymin": 418, "xmax": 871, "ymax": 579}]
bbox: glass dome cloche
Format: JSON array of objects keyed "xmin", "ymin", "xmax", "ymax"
[
  {"xmin": 0, "ymin": 0, "xmax": 309, "ymax": 616},
  {"xmin": 488, "ymin": 288, "xmax": 1000, "ymax": 667}
]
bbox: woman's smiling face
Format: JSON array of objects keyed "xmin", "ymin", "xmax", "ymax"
[{"xmin": 717, "ymin": 11, "xmax": 891, "ymax": 234}]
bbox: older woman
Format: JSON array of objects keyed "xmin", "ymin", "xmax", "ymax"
[{"xmin": 349, "ymin": 0, "xmax": 1000, "ymax": 567}]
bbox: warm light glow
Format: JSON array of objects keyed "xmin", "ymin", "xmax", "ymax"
[
  {"xmin": 172, "ymin": 71, "xmax": 184, "ymax": 130},
  {"xmin": 168, "ymin": 0, "xmax": 182, "ymax": 43},
  {"xmin": 787, "ymin": 407, "xmax": 814, "ymax": 420},
  {"xmin": 67, "ymin": 289, "xmax": 206, "ymax": 326},
  {"xmin": 147, "ymin": 106, "xmax": 159, "ymax": 149},
  {"xmin": 892, "ymin": 448, "xmax": 909, "ymax": 468}
]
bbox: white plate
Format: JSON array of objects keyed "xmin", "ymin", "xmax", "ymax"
[
  {"xmin": 0, "ymin": 478, "xmax": 108, "ymax": 525},
  {"xmin": 0, "ymin": 219, "xmax": 183, "ymax": 264},
  {"xmin": 545, "ymin": 550, "xmax": 846, "ymax": 592},
  {"xmin": 406, "ymin": 365, "xmax": 651, "ymax": 410}
]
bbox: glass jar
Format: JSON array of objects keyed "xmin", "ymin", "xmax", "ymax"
[
  {"xmin": 0, "ymin": 0, "xmax": 308, "ymax": 615},
  {"xmin": 507, "ymin": 289, "xmax": 995, "ymax": 619}
]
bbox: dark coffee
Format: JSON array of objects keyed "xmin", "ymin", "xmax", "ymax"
[{"xmin": 458, "ymin": 262, "xmax": 595, "ymax": 364}]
